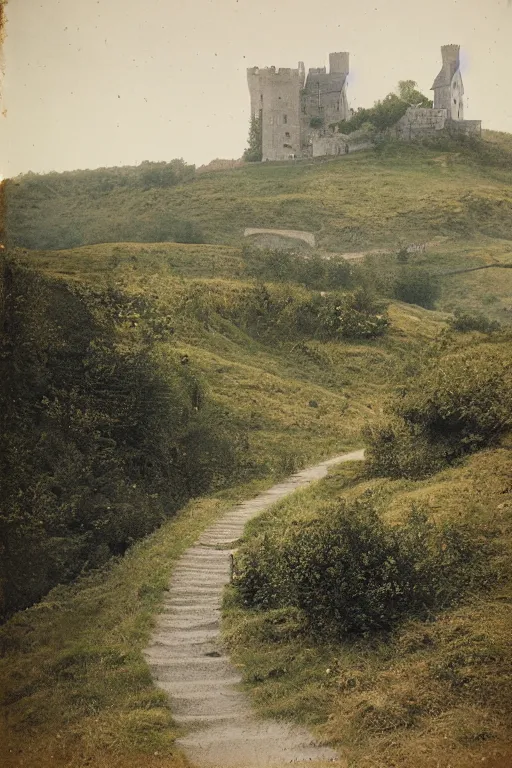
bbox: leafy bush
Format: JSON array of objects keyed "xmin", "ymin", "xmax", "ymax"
[
  {"xmin": 365, "ymin": 345, "xmax": 512, "ymax": 479},
  {"xmin": 0, "ymin": 257, "xmax": 243, "ymax": 619},
  {"xmin": 230, "ymin": 283, "xmax": 388, "ymax": 341},
  {"xmin": 393, "ymin": 267, "xmax": 440, "ymax": 308},
  {"xmin": 242, "ymin": 247, "xmax": 354, "ymax": 291},
  {"xmin": 233, "ymin": 501, "xmax": 495, "ymax": 638},
  {"xmin": 449, "ymin": 308, "xmax": 501, "ymax": 334},
  {"xmin": 332, "ymin": 81, "xmax": 432, "ymax": 135}
]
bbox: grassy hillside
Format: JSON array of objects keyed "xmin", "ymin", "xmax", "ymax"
[
  {"xmin": 6, "ymin": 134, "xmax": 512, "ymax": 253},
  {"xmin": 2, "ymin": 132, "xmax": 512, "ymax": 768},
  {"xmin": 224, "ymin": 441, "xmax": 512, "ymax": 768},
  {"xmin": 0, "ymin": 243, "xmax": 449, "ymax": 767}
]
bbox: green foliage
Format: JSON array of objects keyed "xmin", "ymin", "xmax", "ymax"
[
  {"xmin": 5, "ymin": 133, "xmax": 512, "ymax": 256},
  {"xmin": 333, "ymin": 81, "xmax": 432, "ymax": 135},
  {"xmin": 0, "ymin": 256, "xmax": 243, "ymax": 619},
  {"xmin": 5, "ymin": 159, "xmax": 198, "ymax": 249},
  {"xmin": 242, "ymin": 247, "xmax": 354, "ymax": 290},
  {"xmin": 173, "ymin": 219, "xmax": 205, "ymax": 244},
  {"xmin": 243, "ymin": 114, "xmax": 262, "ymax": 162},
  {"xmin": 393, "ymin": 267, "xmax": 440, "ymax": 308},
  {"xmin": 449, "ymin": 308, "xmax": 501, "ymax": 334},
  {"xmin": 397, "ymin": 80, "xmax": 433, "ymax": 108},
  {"xmin": 233, "ymin": 501, "xmax": 495, "ymax": 638},
  {"xmin": 365, "ymin": 343, "xmax": 512, "ymax": 479},
  {"xmin": 309, "ymin": 116, "xmax": 324, "ymax": 129},
  {"xmin": 229, "ymin": 283, "xmax": 388, "ymax": 341}
]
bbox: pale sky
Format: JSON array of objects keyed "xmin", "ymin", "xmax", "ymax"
[{"xmin": 1, "ymin": 0, "xmax": 511, "ymax": 177}]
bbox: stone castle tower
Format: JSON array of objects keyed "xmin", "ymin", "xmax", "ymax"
[
  {"xmin": 247, "ymin": 52, "xmax": 350, "ymax": 161},
  {"xmin": 247, "ymin": 46, "xmax": 480, "ymax": 162},
  {"xmin": 431, "ymin": 44, "xmax": 464, "ymax": 120}
]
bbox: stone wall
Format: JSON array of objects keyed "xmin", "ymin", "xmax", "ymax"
[
  {"xmin": 311, "ymin": 133, "xmax": 372, "ymax": 157},
  {"xmin": 244, "ymin": 228, "xmax": 315, "ymax": 248},
  {"xmin": 393, "ymin": 108, "xmax": 448, "ymax": 139},
  {"xmin": 450, "ymin": 119, "xmax": 482, "ymax": 137}
]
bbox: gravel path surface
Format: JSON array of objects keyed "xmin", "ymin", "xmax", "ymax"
[{"xmin": 144, "ymin": 449, "xmax": 364, "ymax": 768}]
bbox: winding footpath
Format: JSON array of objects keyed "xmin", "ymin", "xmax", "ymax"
[{"xmin": 144, "ymin": 449, "xmax": 365, "ymax": 768}]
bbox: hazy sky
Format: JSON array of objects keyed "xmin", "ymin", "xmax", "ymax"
[{"xmin": 1, "ymin": 0, "xmax": 511, "ymax": 177}]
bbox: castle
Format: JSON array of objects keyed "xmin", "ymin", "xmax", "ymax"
[{"xmin": 247, "ymin": 45, "xmax": 481, "ymax": 161}]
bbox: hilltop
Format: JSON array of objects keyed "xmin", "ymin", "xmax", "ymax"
[{"xmin": 6, "ymin": 132, "xmax": 512, "ymax": 252}]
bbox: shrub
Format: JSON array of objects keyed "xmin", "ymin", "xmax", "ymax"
[
  {"xmin": 365, "ymin": 345, "xmax": 512, "ymax": 479},
  {"xmin": 231, "ymin": 284, "xmax": 388, "ymax": 342},
  {"xmin": 0, "ymin": 257, "xmax": 243, "ymax": 619},
  {"xmin": 449, "ymin": 308, "xmax": 501, "ymax": 334},
  {"xmin": 233, "ymin": 501, "xmax": 496, "ymax": 638},
  {"xmin": 243, "ymin": 115, "xmax": 262, "ymax": 162},
  {"xmin": 393, "ymin": 267, "xmax": 440, "ymax": 308},
  {"xmin": 332, "ymin": 81, "xmax": 432, "ymax": 136}
]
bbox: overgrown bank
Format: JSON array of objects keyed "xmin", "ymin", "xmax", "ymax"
[
  {"xmin": 225, "ymin": 328, "xmax": 512, "ymax": 767},
  {"xmin": 0, "ymin": 258, "xmax": 245, "ymax": 619},
  {"xmin": 0, "ymin": 244, "xmax": 450, "ymax": 767},
  {"xmin": 0, "ymin": 248, "xmax": 414, "ymax": 620}
]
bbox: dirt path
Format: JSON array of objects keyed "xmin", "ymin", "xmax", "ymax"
[{"xmin": 144, "ymin": 449, "xmax": 364, "ymax": 768}]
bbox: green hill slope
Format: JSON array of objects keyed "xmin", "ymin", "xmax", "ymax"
[
  {"xmin": 2, "ymin": 132, "xmax": 512, "ymax": 768},
  {"xmin": 0, "ymin": 245, "xmax": 449, "ymax": 768},
  {"xmin": 6, "ymin": 134, "xmax": 512, "ymax": 252}
]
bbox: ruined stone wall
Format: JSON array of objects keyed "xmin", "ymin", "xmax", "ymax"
[
  {"xmin": 244, "ymin": 228, "xmax": 316, "ymax": 248},
  {"xmin": 393, "ymin": 107, "xmax": 448, "ymax": 139},
  {"xmin": 449, "ymin": 119, "xmax": 482, "ymax": 137},
  {"xmin": 450, "ymin": 70, "xmax": 464, "ymax": 121},
  {"xmin": 311, "ymin": 133, "xmax": 372, "ymax": 157}
]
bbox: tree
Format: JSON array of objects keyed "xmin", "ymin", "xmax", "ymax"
[
  {"xmin": 243, "ymin": 115, "xmax": 262, "ymax": 162},
  {"xmin": 332, "ymin": 81, "xmax": 432, "ymax": 135},
  {"xmin": 397, "ymin": 80, "xmax": 433, "ymax": 108},
  {"xmin": 393, "ymin": 267, "xmax": 440, "ymax": 309}
]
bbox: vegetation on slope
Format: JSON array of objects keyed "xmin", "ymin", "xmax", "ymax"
[
  {"xmin": 1, "ymin": 241, "xmax": 424, "ymax": 620},
  {"xmin": 224, "ymin": 445, "xmax": 512, "ymax": 768},
  {"xmin": 2, "ymin": 131, "xmax": 512, "ymax": 768},
  {"xmin": 0, "ymin": 257, "xmax": 245, "ymax": 619},
  {"xmin": 5, "ymin": 134, "xmax": 512, "ymax": 252},
  {"xmin": 0, "ymin": 245, "xmax": 446, "ymax": 768},
  {"xmin": 226, "ymin": 328, "xmax": 512, "ymax": 768}
]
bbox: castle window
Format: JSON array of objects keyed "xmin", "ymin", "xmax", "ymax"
[
  {"xmin": 285, "ymin": 131, "xmax": 290, "ymax": 138},
  {"xmin": 283, "ymin": 114, "xmax": 288, "ymax": 124},
  {"xmin": 283, "ymin": 143, "xmax": 292, "ymax": 149}
]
